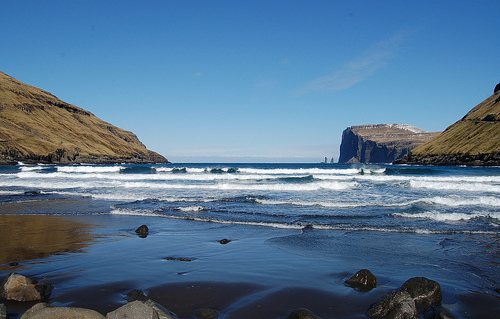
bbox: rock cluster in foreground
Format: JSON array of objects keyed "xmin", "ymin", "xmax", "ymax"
[
  {"xmin": 395, "ymin": 84, "xmax": 500, "ymax": 166},
  {"xmin": 0, "ymin": 271, "xmax": 456, "ymax": 319},
  {"xmin": 338, "ymin": 124, "xmax": 440, "ymax": 164},
  {"xmin": 0, "ymin": 71, "xmax": 169, "ymax": 165}
]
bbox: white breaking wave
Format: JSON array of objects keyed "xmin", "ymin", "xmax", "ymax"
[
  {"xmin": 410, "ymin": 180, "xmax": 500, "ymax": 193},
  {"xmin": 109, "ymin": 208, "xmax": 498, "ymax": 234},
  {"xmin": 57, "ymin": 165, "xmax": 124, "ymax": 173},
  {"xmin": 16, "ymin": 170, "xmax": 289, "ymax": 182},
  {"xmin": 393, "ymin": 211, "xmax": 500, "ymax": 222},
  {"xmin": 422, "ymin": 196, "xmax": 500, "ymax": 207},
  {"xmin": 120, "ymin": 180, "xmax": 357, "ymax": 192},
  {"xmin": 254, "ymin": 196, "xmax": 500, "ymax": 208},
  {"xmin": 20, "ymin": 165, "xmax": 48, "ymax": 172},
  {"xmin": 110, "ymin": 208, "xmax": 163, "ymax": 217},
  {"xmin": 238, "ymin": 167, "xmax": 361, "ymax": 175},
  {"xmin": 254, "ymin": 198, "xmax": 420, "ymax": 208},
  {"xmin": 177, "ymin": 206, "xmax": 206, "ymax": 212}
]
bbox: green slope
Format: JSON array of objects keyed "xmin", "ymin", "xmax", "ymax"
[{"xmin": 395, "ymin": 88, "xmax": 500, "ymax": 166}]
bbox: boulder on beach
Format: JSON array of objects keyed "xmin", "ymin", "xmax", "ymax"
[
  {"xmin": 287, "ymin": 308, "xmax": 322, "ymax": 319},
  {"xmin": 367, "ymin": 277, "xmax": 443, "ymax": 319},
  {"xmin": 0, "ymin": 273, "xmax": 53, "ymax": 302},
  {"xmin": 400, "ymin": 277, "xmax": 442, "ymax": 309},
  {"xmin": 106, "ymin": 299, "xmax": 179, "ymax": 319},
  {"xmin": 366, "ymin": 289, "xmax": 418, "ymax": 319},
  {"xmin": 135, "ymin": 225, "xmax": 149, "ymax": 238},
  {"xmin": 345, "ymin": 269, "xmax": 377, "ymax": 291},
  {"xmin": 20, "ymin": 303, "xmax": 105, "ymax": 319}
]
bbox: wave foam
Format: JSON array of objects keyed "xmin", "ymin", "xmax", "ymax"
[
  {"xmin": 20, "ymin": 165, "xmax": 49, "ymax": 172},
  {"xmin": 254, "ymin": 198, "xmax": 419, "ymax": 208},
  {"xmin": 410, "ymin": 180, "xmax": 500, "ymax": 193},
  {"xmin": 177, "ymin": 206, "xmax": 206, "ymax": 212},
  {"xmin": 393, "ymin": 211, "xmax": 500, "ymax": 222},
  {"xmin": 423, "ymin": 196, "xmax": 500, "ymax": 207},
  {"xmin": 57, "ymin": 165, "xmax": 124, "ymax": 173}
]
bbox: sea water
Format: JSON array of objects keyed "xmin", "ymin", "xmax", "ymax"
[
  {"xmin": 0, "ymin": 162, "xmax": 499, "ymax": 314},
  {"xmin": 1, "ymin": 163, "xmax": 499, "ymax": 235}
]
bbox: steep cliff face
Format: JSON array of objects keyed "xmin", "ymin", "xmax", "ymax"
[
  {"xmin": 338, "ymin": 124, "xmax": 440, "ymax": 164},
  {"xmin": 395, "ymin": 87, "xmax": 500, "ymax": 166},
  {"xmin": 0, "ymin": 71, "xmax": 169, "ymax": 164}
]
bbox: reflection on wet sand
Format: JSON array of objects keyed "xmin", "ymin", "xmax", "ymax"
[{"xmin": 0, "ymin": 215, "xmax": 94, "ymax": 269}]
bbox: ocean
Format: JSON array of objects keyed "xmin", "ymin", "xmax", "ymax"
[{"xmin": 0, "ymin": 162, "xmax": 499, "ymax": 318}]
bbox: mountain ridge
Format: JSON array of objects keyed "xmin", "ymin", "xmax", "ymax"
[
  {"xmin": 0, "ymin": 71, "xmax": 169, "ymax": 164},
  {"xmin": 394, "ymin": 86, "xmax": 500, "ymax": 166}
]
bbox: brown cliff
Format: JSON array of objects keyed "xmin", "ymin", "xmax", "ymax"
[{"xmin": 338, "ymin": 124, "xmax": 440, "ymax": 164}]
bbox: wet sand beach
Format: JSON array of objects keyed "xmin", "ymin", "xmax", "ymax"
[{"xmin": 1, "ymin": 212, "xmax": 499, "ymax": 318}]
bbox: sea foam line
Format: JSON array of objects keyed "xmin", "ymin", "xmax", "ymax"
[
  {"xmin": 422, "ymin": 196, "xmax": 500, "ymax": 207},
  {"xmin": 109, "ymin": 208, "xmax": 497, "ymax": 234},
  {"xmin": 120, "ymin": 181, "xmax": 357, "ymax": 191},
  {"xmin": 254, "ymin": 198, "xmax": 421, "ymax": 208},
  {"xmin": 393, "ymin": 211, "xmax": 500, "ymax": 222},
  {"xmin": 410, "ymin": 180, "xmax": 500, "ymax": 193},
  {"xmin": 57, "ymin": 165, "xmax": 124, "ymax": 173}
]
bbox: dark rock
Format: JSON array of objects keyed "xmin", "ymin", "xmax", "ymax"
[
  {"xmin": 394, "ymin": 152, "xmax": 500, "ymax": 167},
  {"xmin": 301, "ymin": 224, "xmax": 314, "ymax": 232},
  {"xmin": 367, "ymin": 277, "xmax": 443, "ymax": 319},
  {"xmin": 494, "ymin": 82, "xmax": 500, "ymax": 93},
  {"xmin": 345, "ymin": 269, "xmax": 377, "ymax": 291},
  {"xmin": 135, "ymin": 225, "xmax": 149, "ymax": 238},
  {"xmin": 287, "ymin": 308, "xmax": 322, "ymax": 319},
  {"xmin": 0, "ymin": 303, "xmax": 6, "ymax": 319},
  {"xmin": 194, "ymin": 307, "xmax": 220, "ymax": 319},
  {"xmin": 422, "ymin": 305, "xmax": 457, "ymax": 319},
  {"xmin": 0, "ymin": 273, "xmax": 53, "ymax": 302},
  {"xmin": 9, "ymin": 262, "xmax": 19, "ymax": 267},
  {"xmin": 106, "ymin": 299, "xmax": 179, "ymax": 319},
  {"xmin": 366, "ymin": 289, "xmax": 418, "ymax": 319},
  {"xmin": 165, "ymin": 257, "xmax": 192, "ymax": 262},
  {"xmin": 400, "ymin": 277, "xmax": 442, "ymax": 309},
  {"xmin": 24, "ymin": 191, "xmax": 41, "ymax": 196},
  {"xmin": 20, "ymin": 302, "xmax": 104, "ymax": 319},
  {"xmin": 219, "ymin": 239, "xmax": 230, "ymax": 244},
  {"xmin": 126, "ymin": 289, "xmax": 148, "ymax": 302}
]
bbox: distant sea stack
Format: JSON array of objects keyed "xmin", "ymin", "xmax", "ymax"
[
  {"xmin": 0, "ymin": 71, "xmax": 169, "ymax": 165},
  {"xmin": 395, "ymin": 85, "xmax": 500, "ymax": 166},
  {"xmin": 338, "ymin": 124, "xmax": 440, "ymax": 164}
]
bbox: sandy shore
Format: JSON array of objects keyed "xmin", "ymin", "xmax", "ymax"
[{"xmin": 1, "ymin": 213, "xmax": 499, "ymax": 318}]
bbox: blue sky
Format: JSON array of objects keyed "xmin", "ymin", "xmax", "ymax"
[{"xmin": 1, "ymin": 1, "xmax": 499, "ymax": 163}]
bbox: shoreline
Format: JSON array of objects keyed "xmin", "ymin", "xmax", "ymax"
[{"xmin": 1, "ymin": 213, "xmax": 499, "ymax": 318}]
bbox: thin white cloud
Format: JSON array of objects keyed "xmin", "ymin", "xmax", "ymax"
[
  {"xmin": 298, "ymin": 31, "xmax": 410, "ymax": 94},
  {"xmin": 280, "ymin": 58, "xmax": 290, "ymax": 64},
  {"xmin": 174, "ymin": 146, "xmax": 243, "ymax": 155}
]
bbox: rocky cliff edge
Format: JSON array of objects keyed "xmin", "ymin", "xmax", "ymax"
[{"xmin": 338, "ymin": 124, "xmax": 440, "ymax": 164}]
